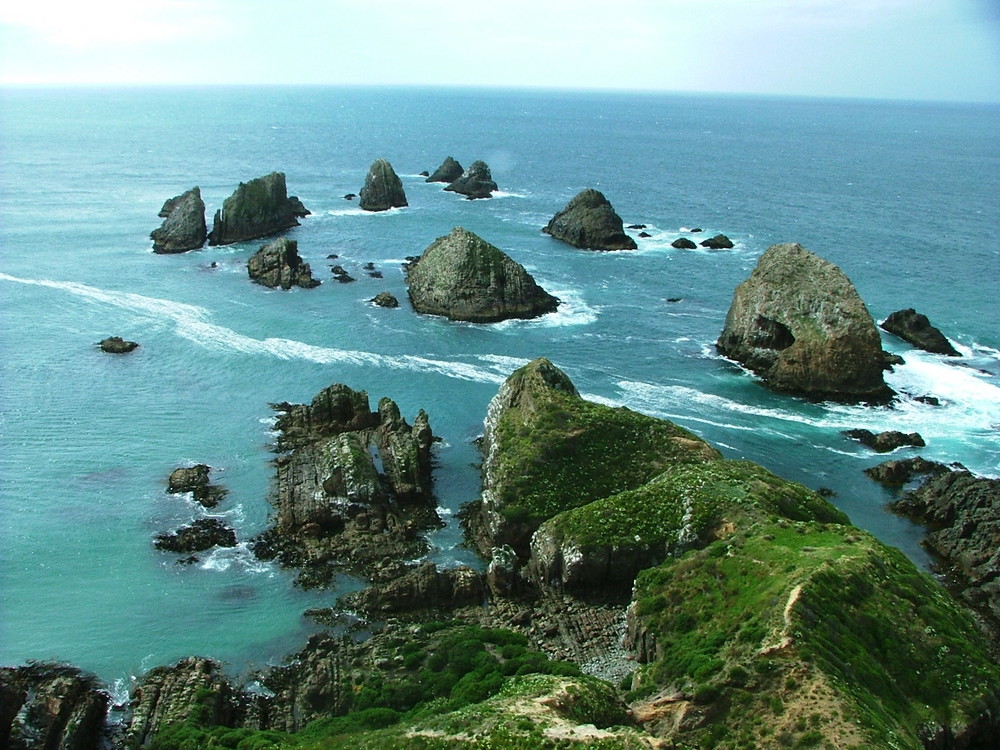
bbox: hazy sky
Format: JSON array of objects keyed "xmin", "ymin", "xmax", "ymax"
[{"xmin": 1, "ymin": 0, "xmax": 998, "ymax": 102}]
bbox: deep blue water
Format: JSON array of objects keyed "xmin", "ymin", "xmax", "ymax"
[{"xmin": 1, "ymin": 86, "xmax": 998, "ymax": 690}]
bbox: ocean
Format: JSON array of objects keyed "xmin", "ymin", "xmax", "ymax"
[{"xmin": 1, "ymin": 86, "xmax": 998, "ymax": 694}]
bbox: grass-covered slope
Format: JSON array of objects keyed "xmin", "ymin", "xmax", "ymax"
[{"xmin": 626, "ymin": 521, "xmax": 1000, "ymax": 749}]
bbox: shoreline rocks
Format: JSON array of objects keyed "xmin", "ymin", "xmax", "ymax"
[
  {"xmin": 153, "ymin": 517, "xmax": 237, "ymax": 555},
  {"xmin": 405, "ymin": 227, "xmax": 559, "ymax": 323},
  {"xmin": 542, "ymin": 189, "xmax": 637, "ymax": 251},
  {"xmin": 716, "ymin": 243, "xmax": 893, "ymax": 403},
  {"xmin": 167, "ymin": 464, "xmax": 227, "ymax": 508},
  {"xmin": 443, "ymin": 160, "xmax": 497, "ymax": 199},
  {"xmin": 699, "ymin": 233, "xmax": 734, "ymax": 249},
  {"xmin": 891, "ymin": 467, "xmax": 1000, "ymax": 623},
  {"xmin": 358, "ymin": 158, "xmax": 407, "ymax": 212},
  {"xmin": 247, "ymin": 237, "xmax": 320, "ymax": 289},
  {"xmin": 371, "ymin": 291, "xmax": 399, "ymax": 308},
  {"xmin": 880, "ymin": 308, "xmax": 961, "ymax": 356},
  {"xmin": 151, "ymin": 187, "xmax": 207, "ymax": 253}
]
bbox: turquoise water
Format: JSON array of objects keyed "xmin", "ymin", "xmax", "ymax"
[{"xmin": 1, "ymin": 87, "xmax": 998, "ymax": 689}]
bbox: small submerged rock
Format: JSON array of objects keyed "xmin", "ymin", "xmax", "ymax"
[
  {"xmin": 699, "ymin": 233, "xmax": 734, "ymax": 249},
  {"xmin": 154, "ymin": 518, "xmax": 237, "ymax": 554},
  {"xmin": 99, "ymin": 336, "xmax": 139, "ymax": 353},
  {"xmin": 671, "ymin": 237, "xmax": 697, "ymax": 249},
  {"xmin": 371, "ymin": 292, "xmax": 399, "ymax": 308},
  {"xmin": 843, "ymin": 428, "xmax": 925, "ymax": 453}
]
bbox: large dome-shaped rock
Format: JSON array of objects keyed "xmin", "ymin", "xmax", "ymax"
[
  {"xmin": 542, "ymin": 189, "xmax": 637, "ymax": 251},
  {"xmin": 426, "ymin": 156, "xmax": 464, "ymax": 183},
  {"xmin": 208, "ymin": 172, "xmax": 305, "ymax": 246},
  {"xmin": 716, "ymin": 243, "xmax": 892, "ymax": 402},
  {"xmin": 406, "ymin": 227, "xmax": 559, "ymax": 323},
  {"xmin": 151, "ymin": 186, "xmax": 207, "ymax": 253},
  {"xmin": 443, "ymin": 160, "xmax": 497, "ymax": 199},
  {"xmin": 880, "ymin": 308, "xmax": 960, "ymax": 356},
  {"xmin": 358, "ymin": 158, "xmax": 408, "ymax": 211},
  {"xmin": 247, "ymin": 237, "xmax": 320, "ymax": 290}
]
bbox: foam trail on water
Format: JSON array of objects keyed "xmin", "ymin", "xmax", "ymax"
[{"xmin": 0, "ymin": 273, "xmax": 505, "ymax": 384}]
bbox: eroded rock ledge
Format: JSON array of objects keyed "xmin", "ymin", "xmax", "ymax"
[{"xmin": 252, "ymin": 383, "xmax": 438, "ymax": 587}]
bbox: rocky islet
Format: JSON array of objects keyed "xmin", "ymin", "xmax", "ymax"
[{"xmin": 542, "ymin": 188, "xmax": 637, "ymax": 250}]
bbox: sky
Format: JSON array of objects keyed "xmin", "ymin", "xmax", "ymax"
[{"xmin": 1, "ymin": 0, "xmax": 999, "ymax": 102}]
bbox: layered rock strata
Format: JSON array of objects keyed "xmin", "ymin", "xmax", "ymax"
[
  {"xmin": 542, "ymin": 188, "xmax": 637, "ymax": 250},
  {"xmin": 716, "ymin": 243, "xmax": 893, "ymax": 402},
  {"xmin": 252, "ymin": 383, "xmax": 438, "ymax": 587},
  {"xmin": 444, "ymin": 160, "xmax": 498, "ymax": 199},
  {"xmin": 892, "ymin": 468, "xmax": 1000, "ymax": 622},
  {"xmin": 881, "ymin": 308, "xmax": 961, "ymax": 356},
  {"xmin": 151, "ymin": 187, "xmax": 207, "ymax": 253},
  {"xmin": 406, "ymin": 227, "xmax": 559, "ymax": 323},
  {"xmin": 208, "ymin": 172, "xmax": 306, "ymax": 245},
  {"xmin": 358, "ymin": 158, "xmax": 407, "ymax": 211},
  {"xmin": 247, "ymin": 237, "xmax": 320, "ymax": 289}
]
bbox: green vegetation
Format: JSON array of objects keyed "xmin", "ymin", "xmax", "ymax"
[
  {"xmin": 539, "ymin": 459, "xmax": 848, "ymax": 553},
  {"xmin": 629, "ymin": 521, "xmax": 1000, "ymax": 749},
  {"xmin": 492, "ymin": 384, "xmax": 718, "ymax": 529},
  {"xmin": 147, "ymin": 624, "xmax": 641, "ymax": 750}
]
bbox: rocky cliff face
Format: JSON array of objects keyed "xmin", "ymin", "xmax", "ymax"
[
  {"xmin": 247, "ymin": 237, "xmax": 320, "ymax": 290},
  {"xmin": 151, "ymin": 187, "xmax": 207, "ymax": 254},
  {"xmin": 0, "ymin": 663, "xmax": 109, "ymax": 750},
  {"xmin": 426, "ymin": 156, "xmax": 464, "ymax": 183},
  {"xmin": 716, "ymin": 243, "xmax": 892, "ymax": 402},
  {"xmin": 252, "ymin": 384, "xmax": 438, "ymax": 587},
  {"xmin": 208, "ymin": 172, "xmax": 305, "ymax": 246},
  {"xmin": 892, "ymin": 468, "xmax": 1000, "ymax": 623},
  {"xmin": 881, "ymin": 308, "xmax": 961, "ymax": 356},
  {"xmin": 444, "ymin": 160, "xmax": 498, "ymax": 199},
  {"xmin": 358, "ymin": 159, "xmax": 408, "ymax": 212},
  {"xmin": 542, "ymin": 189, "xmax": 637, "ymax": 250},
  {"xmin": 405, "ymin": 227, "xmax": 559, "ymax": 323}
]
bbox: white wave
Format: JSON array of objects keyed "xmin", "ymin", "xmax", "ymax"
[
  {"xmin": 199, "ymin": 542, "xmax": 273, "ymax": 575},
  {"xmin": 436, "ymin": 506, "xmax": 454, "ymax": 516},
  {"xmin": 0, "ymin": 273, "xmax": 505, "ymax": 385},
  {"xmin": 489, "ymin": 286, "xmax": 598, "ymax": 330},
  {"xmin": 491, "ymin": 190, "xmax": 528, "ymax": 199}
]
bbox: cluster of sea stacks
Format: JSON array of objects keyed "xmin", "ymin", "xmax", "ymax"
[{"xmin": 26, "ymin": 162, "xmax": 997, "ymax": 749}]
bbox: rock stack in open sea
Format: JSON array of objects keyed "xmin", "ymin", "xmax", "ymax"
[
  {"xmin": 151, "ymin": 187, "xmax": 207, "ymax": 253},
  {"xmin": 208, "ymin": 172, "xmax": 307, "ymax": 246},
  {"xmin": 542, "ymin": 188, "xmax": 637, "ymax": 250},
  {"xmin": 716, "ymin": 242, "xmax": 893, "ymax": 403},
  {"xmin": 358, "ymin": 158, "xmax": 407, "ymax": 211}
]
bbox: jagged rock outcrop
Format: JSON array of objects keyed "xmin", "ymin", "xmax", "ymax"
[
  {"xmin": 542, "ymin": 189, "xmax": 637, "ymax": 250},
  {"xmin": 125, "ymin": 657, "xmax": 241, "ymax": 748},
  {"xmin": 154, "ymin": 518, "xmax": 237, "ymax": 554},
  {"xmin": 251, "ymin": 384, "xmax": 438, "ymax": 587},
  {"xmin": 247, "ymin": 237, "xmax": 320, "ymax": 290},
  {"xmin": 671, "ymin": 237, "xmax": 697, "ymax": 249},
  {"xmin": 863, "ymin": 456, "xmax": 951, "ymax": 486},
  {"xmin": 699, "ymin": 233, "xmax": 734, "ymax": 249},
  {"xmin": 358, "ymin": 158, "xmax": 407, "ymax": 212},
  {"xmin": 842, "ymin": 428, "xmax": 925, "ymax": 452},
  {"xmin": 716, "ymin": 243, "xmax": 893, "ymax": 402},
  {"xmin": 405, "ymin": 227, "xmax": 559, "ymax": 323},
  {"xmin": 0, "ymin": 663, "xmax": 109, "ymax": 750},
  {"xmin": 167, "ymin": 464, "xmax": 227, "ymax": 508},
  {"xmin": 151, "ymin": 187, "xmax": 207, "ymax": 253},
  {"xmin": 98, "ymin": 336, "xmax": 138, "ymax": 354},
  {"xmin": 208, "ymin": 172, "xmax": 305, "ymax": 245},
  {"xmin": 444, "ymin": 160, "xmax": 497, "ymax": 199},
  {"xmin": 880, "ymin": 308, "xmax": 961, "ymax": 356},
  {"xmin": 342, "ymin": 561, "xmax": 486, "ymax": 614},
  {"xmin": 371, "ymin": 291, "xmax": 399, "ymax": 308},
  {"xmin": 891, "ymin": 468, "xmax": 1000, "ymax": 622},
  {"xmin": 426, "ymin": 156, "xmax": 464, "ymax": 183}
]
